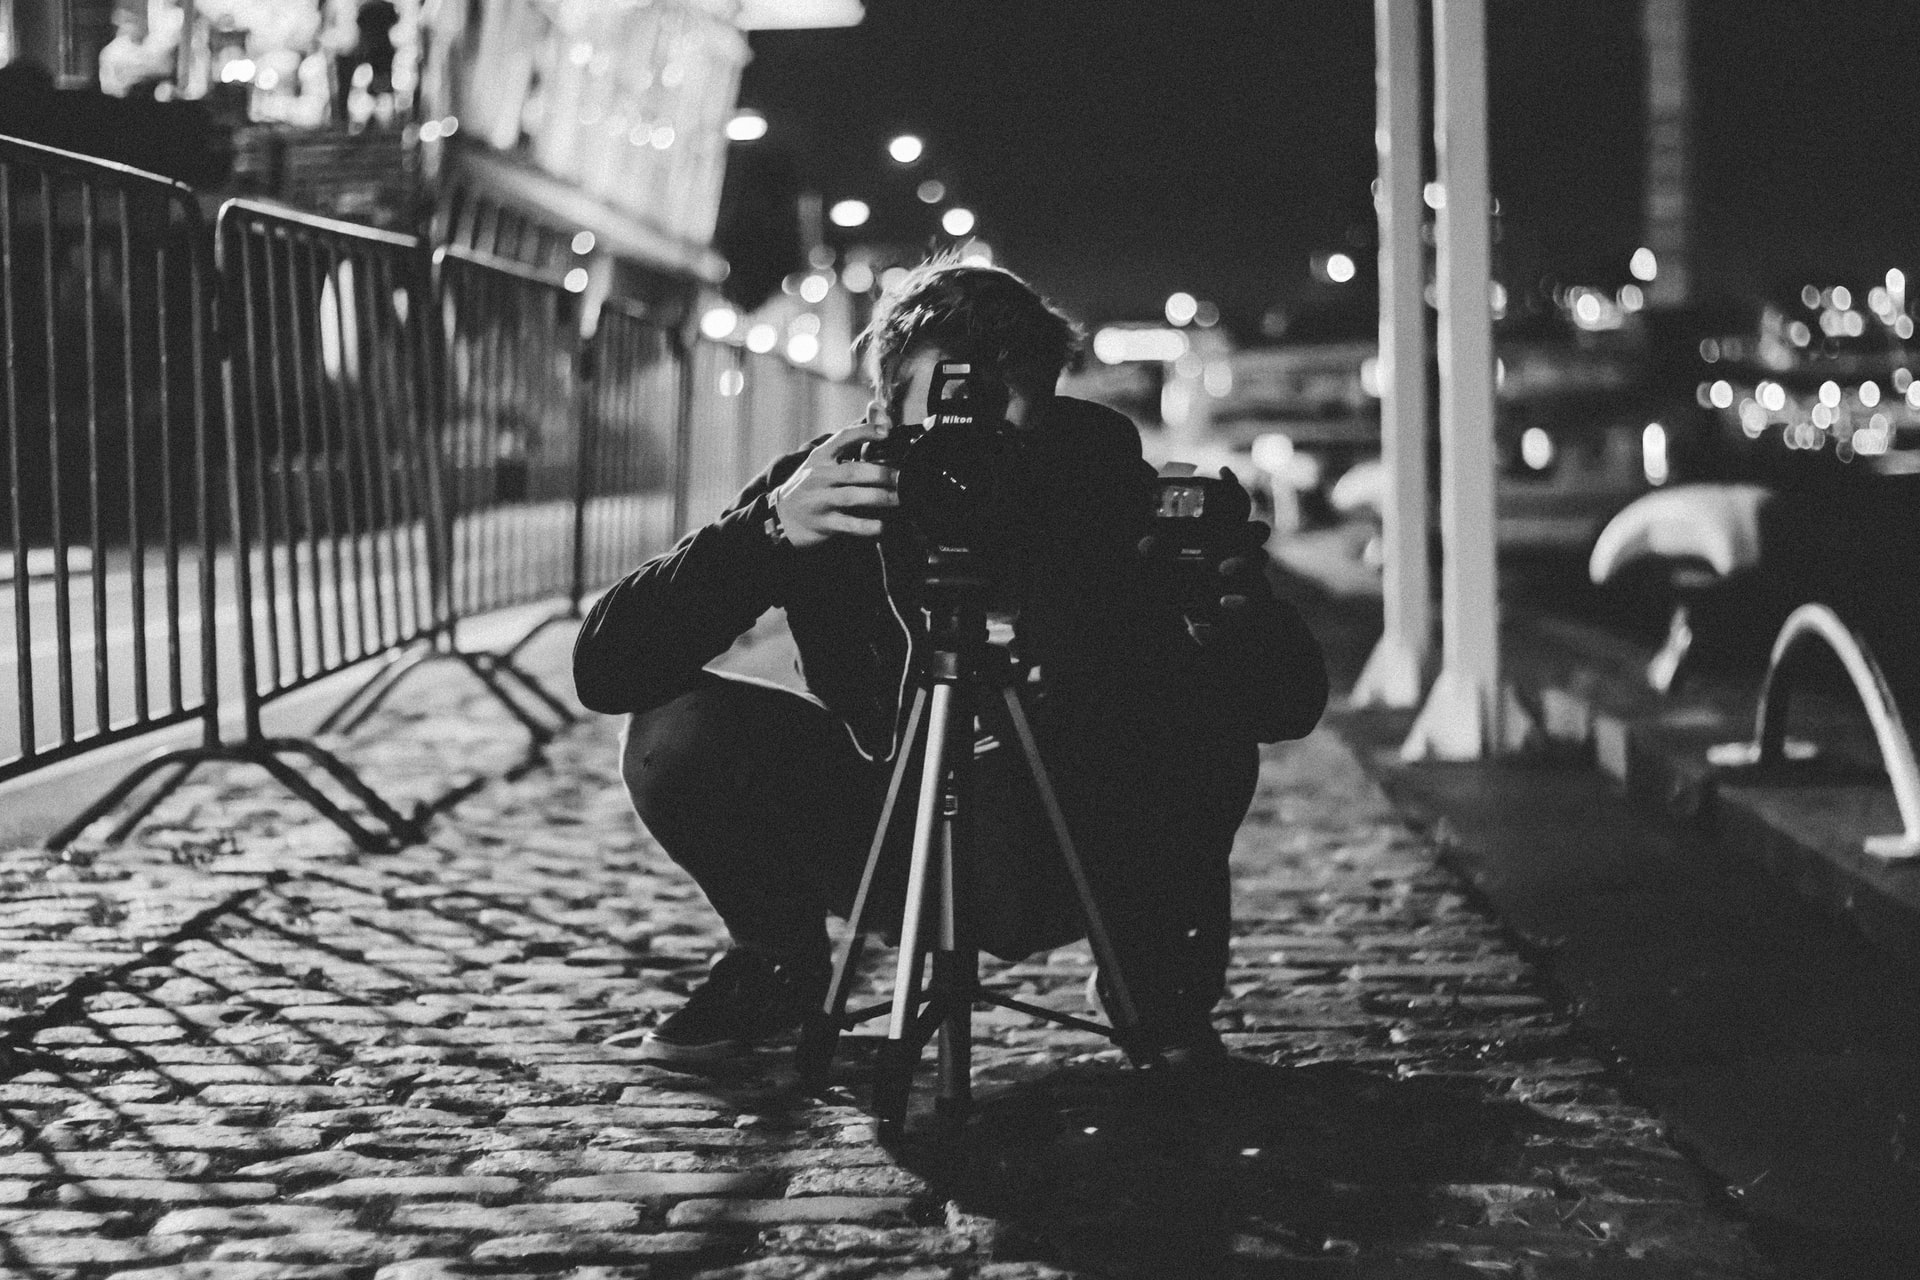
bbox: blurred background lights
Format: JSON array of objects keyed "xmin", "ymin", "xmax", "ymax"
[
  {"xmin": 888, "ymin": 134, "xmax": 924, "ymax": 164},
  {"xmin": 1710, "ymin": 380, "xmax": 1734, "ymax": 409},
  {"xmin": 799, "ymin": 274, "xmax": 831, "ymax": 303},
  {"xmin": 1758, "ymin": 381, "xmax": 1787, "ymax": 412},
  {"xmin": 1092, "ymin": 327, "xmax": 1189, "ymax": 364},
  {"xmin": 1521, "ymin": 426, "xmax": 1555, "ymax": 471},
  {"xmin": 1164, "ymin": 292, "xmax": 1199, "ymax": 326},
  {"xmin": 880, "ymin": 266, "xmax": 910, "ymax": 293},
  {"xmin": 941, "ymin": 208, "xmax": 976, "ymax": 236},
  {"xmin": 700, "ymin": 307, "xmax": 738, "ymax": 340},
  {"xmin": 718, "ymin": 369, "xmax": 745, "ymax": 397},
  {"xmin": 828, "ymin": 199, "xmax": 870, "ymax": 228},
  {"xmin": 1629, "ymin": 247, "xmax": 1659, "ymax": 281},
  {"xmin": 726, "ymin": 111, "xmax": 768, "ymax": 142},
  {"xmin": 745, "ymin": 324, "xmax": 778, "ymax": 354},
  {"xmin": 1422, "ymin": 182, "xmax": 1446, "ymax": 210},
  {"xmin": 789, "ymin": 312, "xmax": 821, "ymax": 336},
  {"xmin": 1819, "ymin": 380, "xmax": 1841, "ymax": 407},
  {"xmin": 1325, "ymin": 253, "xmax": 1356, "ymax": 284},
  {"xmin": 571, "ymin": 231, "xmax": 596, "ymax": 255},
  {"xmin": 1860, "ymin": 381, "xmax": 1882, "ymax": 407},
  {"xmin": 562, "ymin": 268, "xmax": 589, "ymax": 293},
  {"xmin": 787, "ymin": 332, "xmax": 821, "ymax": 363},
  {"xmin": 1642, "ymin": 422, "xmax": 1669, "ymax": 486},
  {"xmin": 842, "ymin": 260, "xmax": 875, "ymax": 292},
  {"xmin": 916, "ymin": 180, "xmax": 947, "ymax": 204}
]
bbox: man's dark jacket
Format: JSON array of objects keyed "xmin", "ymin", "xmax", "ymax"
[{"xmin": 573, "ymin": 396, "xmax": 1326, "ymax": 759}]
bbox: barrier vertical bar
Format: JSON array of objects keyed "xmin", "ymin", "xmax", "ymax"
[
  {"xmin": 1354, "ymin": 0, "xmax": 1431, "ymax": 709},
  {"xmin": 42, "ymin": 172, "xmax": 75, "ymax": 747},
  {"xmin": 2, "ymin": 162, "xmax": 31, "ymax": 753},
  {"xmin": 156, "ymin": 209, "xmax": 182, "ymax": 715},
  {"xmin": 118, "ymin": 188, "xmax": 149, "ymax": 723},
  {"xmin": 262, "ymin": 226, "xmax": 306, "ymax": 682},
  {"xmin": 82, "ymin": 183, "xmax": 109, "ymax": 738},
  {"xmin": 236, "ymin": 223, "xmax": 282, "ymax": 691}
]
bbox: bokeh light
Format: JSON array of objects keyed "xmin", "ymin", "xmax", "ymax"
[{"xmin": 726, "ymin": 111, "xmax": 768, "ymax": 142}]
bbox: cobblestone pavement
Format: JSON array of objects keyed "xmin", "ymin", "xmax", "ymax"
[{"xmin": 0, "ymin": 627, "xmax": 1776, "ymax": 1279}]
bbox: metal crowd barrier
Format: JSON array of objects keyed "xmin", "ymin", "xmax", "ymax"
[
  {"xmin": 3, "ymin": 131, "xmax": 868, "ymax": 853},
  {"xmin": 1, "ymin": 137, "xmax": 220, "ymax": 794},
  {"xmin": 314, "ymin": 245, "xmax": 583, "ymax": 741},
  {"xmin": 574, "ymin": 298, "xmax": 685, "ymax": 603},
  {"xmin": 47, "ymin": 199, "xmax": 453, "ymax": 850}
]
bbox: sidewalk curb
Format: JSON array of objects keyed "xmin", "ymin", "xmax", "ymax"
[{"xmin": 1498, "ymin": 609, "xmax": 1920, "ymax": 970}]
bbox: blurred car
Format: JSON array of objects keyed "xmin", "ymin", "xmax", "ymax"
[{"xmin": 1231, "ymin": 303, "xmax": 1714, "ymax": 555}]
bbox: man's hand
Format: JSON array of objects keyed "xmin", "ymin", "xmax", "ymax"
[
  {"xmin": 1138, "ymin": 466, "xmax": 1275, "ymax": 644},
  {"xmin": 770, "ymin": 421, "xmax": 900, "ymax": 549},
  {"xmin": 1208, "ymin": 467, "xmax": 1275, "ymax": 634}
]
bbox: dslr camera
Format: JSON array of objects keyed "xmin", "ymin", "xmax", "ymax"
[
  {"xmin": 1150, "ymin": 471, "xmax": 1253, "ymax": 621},
  {"xmin": 844, "ymin": 360, "xmax": 1026, "ymax": 589},
  {"xmin": 844, "ymin": 358, "xmax": 1256, "ymax": 622}
]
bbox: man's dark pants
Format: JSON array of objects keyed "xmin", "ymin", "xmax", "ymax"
[{"xmin": 622, "ymin": 671, "xmax": 1259, "ymax": 1023}]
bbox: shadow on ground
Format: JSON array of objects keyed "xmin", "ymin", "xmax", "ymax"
[{"xmin": 897, "ymin": 1059, "xmax": 1565, "ymax": 1279}]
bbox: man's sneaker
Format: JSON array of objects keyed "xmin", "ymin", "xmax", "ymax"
[{"xmin": 610, "ymin": 949, "xmax": 826, "ymax": 1065}]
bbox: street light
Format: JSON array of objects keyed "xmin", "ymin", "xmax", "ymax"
[{"xmin": 829, "ymin": 199, "xmax": 870, "ymax": 228}]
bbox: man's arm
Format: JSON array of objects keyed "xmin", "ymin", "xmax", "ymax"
[
  {"xmin": 1194, "ymin": 572, "xmax": 1329, "ymax": 742},
  {"xmin": 571, "ymin": 452, "xmax": 805, "ymax": 715},
  {"xmin": 571, "ymin": 419, "xmax": 902, "ymax": 715}
]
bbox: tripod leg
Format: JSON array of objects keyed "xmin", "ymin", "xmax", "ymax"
[
  {"xmin": 934, "ymin": 804, "xmax": 975, "ymax": 1136},
  {"xmin": 998, "ymin": 687, "xmax": 1149, "ymax": 1058},
  {"xmin": 799, "ymin": 687, "xmax": 929, "ymax": 1090},
  {"xmin": 876, "ymin": 681, "xmax": 956, "ymax": 1138}
]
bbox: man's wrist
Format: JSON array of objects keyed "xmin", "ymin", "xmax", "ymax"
[{"xmin": 761, "ymin": 495, "xmax": 791, "ymax": 548}]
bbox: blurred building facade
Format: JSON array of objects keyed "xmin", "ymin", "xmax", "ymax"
[{"xmin": 2, "ymin": 0, "xmax": 860, "ymax": 320}]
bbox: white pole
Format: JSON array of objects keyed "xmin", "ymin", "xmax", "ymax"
[
  {"xmin": 1352, "ymin": 0, "xmax": 1430, "ymax": 709},
  {"xmin": 1403, "ymin": 0, "xmax": 1511, "ymax": 760}
]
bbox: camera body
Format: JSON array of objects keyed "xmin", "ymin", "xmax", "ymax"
[
  {"xmin": 848, "ymin": 360, "xmax": 1023, "ymax": 562},
  {"xmin": 1150, "ymin": 473, "xmax": 1254, "ymax": 622}
]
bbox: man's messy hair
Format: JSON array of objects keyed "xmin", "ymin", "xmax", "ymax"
[{"xmin": 855, "ymin": 252, "xmax": 1085, "ymax": 405}]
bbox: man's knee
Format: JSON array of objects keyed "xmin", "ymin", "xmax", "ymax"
[{"xmin": 620, "ymin": 683, "xmax": 751, "ymax": 825}]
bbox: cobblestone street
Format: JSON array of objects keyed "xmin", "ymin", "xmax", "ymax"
[{"xmin": 0, "ymin": 625, "xmax": 1774, "ymax": 1278}]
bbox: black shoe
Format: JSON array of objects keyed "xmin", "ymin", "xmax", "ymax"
[
  {"xmin": 610, "ymin": 949, "xmax": 826, "ymax": 1065},
  {"xmin": 1086, "ymin": 970, "xmax": 1228, "ymax": 1071}
]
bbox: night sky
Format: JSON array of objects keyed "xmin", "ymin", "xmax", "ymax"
[{"xmin": 737, "ymin": 0, "xmax": 1920, "ymax": 334}]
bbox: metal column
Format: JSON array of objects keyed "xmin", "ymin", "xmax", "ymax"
[
  {"xmin": 1402, "ymin": 0, "xmax": 1514, "ymax": 760},
  {"xmin": 1352, "ymin": 0, "xmax": 1431, "ymax": 709}
]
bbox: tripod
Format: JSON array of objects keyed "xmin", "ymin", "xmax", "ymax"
[{"xmin": 795, "ymin": 578, "xmax": 1157, "ymax": 1140}]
